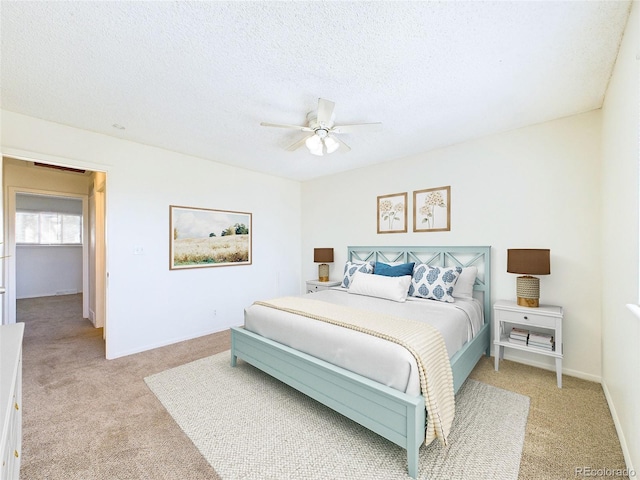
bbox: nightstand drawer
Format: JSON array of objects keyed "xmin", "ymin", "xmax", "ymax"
[
  {"xmin": 496, "ymin": 308, "xmax": 557, "ymax": 329},
  {"xmin": 306, "ymin": 280, "xmax": 341, "ymax": 293}
]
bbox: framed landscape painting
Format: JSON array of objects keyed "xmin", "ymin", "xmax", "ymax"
[
  {"xmin": 377, "ymin": 192, "xmax": 408, "ymax": 234},
  {"xmin": 170, "ymin": 205, "xmax": 252, "ymax": 269},
  {"xmin": 413, "ymin": 186, "xmax": 451, "ymax": 232}
]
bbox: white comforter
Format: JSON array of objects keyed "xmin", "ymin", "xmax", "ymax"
[{"xmin": 243, "ymin": 287, "xmax": 483, "ymax": 396}]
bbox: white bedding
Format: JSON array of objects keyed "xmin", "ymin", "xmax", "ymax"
[{"xmin": 243, "ymin": 287, "xmax": 483, "ymax": 396}]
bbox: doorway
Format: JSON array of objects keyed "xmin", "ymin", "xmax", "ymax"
[{"xmin": 3, "ymin": 158, "xmax": 107, "ymax": 351}]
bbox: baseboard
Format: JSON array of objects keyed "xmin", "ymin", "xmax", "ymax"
[
  {"xmin": 601, "ymin": 379, "xmax": 636, "ymax": 475},
  {"xmin": 17, "ymin": 292, "xmax": 81, "ymax": 300},
  {"xmin": 501, "ymin": 351, "xmax": 601, "ymax": 383},
  {"xmin": 56, "ymin": 289, "xmax": 78, "ymax": 295},
  {"xmin": 105, "ymin": 324, "xmax": 233, "ymax": 360}
]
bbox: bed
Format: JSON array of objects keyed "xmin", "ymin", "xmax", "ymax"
[{"xmin": 230, "ymin": 246, "xmax": 491, "ymax": 479}]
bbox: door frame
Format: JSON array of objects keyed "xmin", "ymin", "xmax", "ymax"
[{"xmin": 1, "ymin": 148, "xmax": 109, "ymax": 354}]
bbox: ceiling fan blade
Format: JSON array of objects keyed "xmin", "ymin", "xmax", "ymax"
[
  {"xmin": 286, "ymin": 134, "xmax": 314, "ymax": 151},
  {"xmin": 334, "ymin": 135, "xmax": 351, "ymax": 152},
  {"xmin": 316, "ymin": 98, "xmax": 335, "ymax": 126},
  {"xmin": 331, "ymin": 122, "xmax": 383, "ymax": 134},
  {"xmin": 260, "ymin": 122, "xmax": 313, "ymax": 132}
]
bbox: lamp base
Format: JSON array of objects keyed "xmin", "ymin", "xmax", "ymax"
[
  {"xmin": 516, "ymin": 275, "xmax": 540, "ymax": 308},
  {"xmin": 517, "ymin": 296, "xmax": 539, "ymax": 308},
  {"xmin": 318, "ymin": 263, "xmax": 329, "ymax": 282}
]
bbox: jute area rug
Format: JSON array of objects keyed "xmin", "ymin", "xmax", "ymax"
[{"xmin": 145, "ymin": 351, "xmax": 529, "ymax": 480}]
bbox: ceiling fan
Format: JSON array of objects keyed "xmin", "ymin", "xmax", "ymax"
[{"xmin": 260, "ymin": 98, "xmax": 382, "ymax": 156}]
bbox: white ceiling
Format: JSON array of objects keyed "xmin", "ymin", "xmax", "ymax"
[{"xmin": 0, "ymin": 1, "xmax": 632, "ymax": 181}]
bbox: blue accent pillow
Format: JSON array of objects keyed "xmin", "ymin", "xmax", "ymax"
[{"xmin": 374, "ymin": 262, "xmax": 415, "ymax": 277}]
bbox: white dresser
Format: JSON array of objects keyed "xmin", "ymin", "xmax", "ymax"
[{"xmin": 1, "ymin": 323, "xmax": 25, "ymax": 480}]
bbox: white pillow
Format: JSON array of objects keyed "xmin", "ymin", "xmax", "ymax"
[
  {"xmin": 341, "ymin": 261, "xmax": 374, "ymax": 288},
  {"xmin": 348, "ymin": 271, "xmax": 411, "ymax": 302},
  {"xmin": 452, "ymin": 266, "xmax": 478, "ymax": 299}
]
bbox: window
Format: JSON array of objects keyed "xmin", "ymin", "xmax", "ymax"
[{"xmin": 16, "ymin": 211, "xmax": 82, "ymax": 245}]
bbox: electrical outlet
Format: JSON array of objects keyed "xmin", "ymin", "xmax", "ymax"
[
  {"xmin": 213, "ymin": 310, "xmax": 217, "ymax": 316},
  {"xmin": 133, "ymin": 246, "xmax": 144, "ymax": 255}
]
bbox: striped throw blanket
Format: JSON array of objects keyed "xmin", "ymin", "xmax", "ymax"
[{"xmin": 253, "ymin": 296, "xmax": 455, "ymax": 445}]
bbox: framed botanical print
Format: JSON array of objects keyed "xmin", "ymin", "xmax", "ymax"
[
  {"xmin": 377, "ymin": 192, "xmax": 407, "ymax": 234},
  {"xmin": 413, "ymin": 186, "xmax": 451, "ymax": 232}
]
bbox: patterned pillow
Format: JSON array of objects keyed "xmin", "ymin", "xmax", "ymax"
[
  {"xmin": 341, "ymin": 261, "xmax": 374, "ymax": 288},
  {"xmin": 409, "ymin": 264, "xmax": 462, "ymax": 302}
]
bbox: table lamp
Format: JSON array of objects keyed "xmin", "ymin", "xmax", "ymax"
[
  {"xmin": 314, "ymin": 248, "xmax": 334, "ymax": 282},
  {"xmin": 507, "ymin": 249, "xmax": 550, "ymax": 308}
]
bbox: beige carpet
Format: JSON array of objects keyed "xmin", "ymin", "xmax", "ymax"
[
  {"xmin": 469, "ymin": 358, "xmax": 631, "ymax": 480},
  {"xmin": 145, "ymin": 352, "xmax": 529, "ymax": 479},
  {"xmin": 18, "ymin": 294, "xmax": 222, "ymax": 480},
  {"xmin": 17, "ymin": 294, "xmax": 630, "ymax": 479}
]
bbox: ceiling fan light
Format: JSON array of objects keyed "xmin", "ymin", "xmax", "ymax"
[
  {"xmin": 309, "ymin": 146, "xmax": 324, "ymax": 156},
  {"xmin": 305, "ymin": 134, "xmax": 322, "ymax": 151},
  {"xmin": 324, "ymin": 135, "xmax": 339, "ymax": 154}
]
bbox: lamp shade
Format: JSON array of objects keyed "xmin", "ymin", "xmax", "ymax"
[
  {"xmin": 305, "ymin": 134, "xmax": 322, "ymax": 150},
  {"xmin": 324, "ymin": 135, "xmax": 339, "ymax": 154},
  {"xmin": 507, "ymin": 249, "xmax": 550, "ymax": 275},
  {"xmin": 314, "ymin": 248, "xmax": 334, "ymax": 263},
  {"xmin": 306, "ymin": 134, "xmax": 324, "ymax": 156}
]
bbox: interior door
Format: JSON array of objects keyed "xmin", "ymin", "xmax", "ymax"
[
  {"xmin": 94, "ymin": 174, "xmax": 106, "ymax": 331},
  {"xmin": 0, "ymin": 156, "xmax": 5, "ymax": 323}
]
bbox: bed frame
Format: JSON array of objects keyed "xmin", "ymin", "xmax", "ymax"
[{"xmin": 231, "ymin": 246, "xmax": 491, "ymax": 479}]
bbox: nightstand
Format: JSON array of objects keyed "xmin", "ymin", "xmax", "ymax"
[
  {"xmin": 306, "ymin": 280, "xmax": 341, "ymax": 293},
  {"xmin": 493, "ymin": 299, "xmax": 564, "ymax": 388}
]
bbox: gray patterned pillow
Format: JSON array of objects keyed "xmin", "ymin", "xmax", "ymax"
[
  {"xmin": 409, "ymin": 264, "xmax": 462, "ymax": 302},
  {"xmin": 341, "ymin": 261, "xmax": 374, "ymax": 288}
]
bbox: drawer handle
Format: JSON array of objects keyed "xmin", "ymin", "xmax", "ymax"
[{"xmin": 523, "ymin": 316, "xmax": 528, "ymax": 320}]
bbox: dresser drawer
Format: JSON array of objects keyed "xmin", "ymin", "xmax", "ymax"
[{"xmin": 496, "ymin": 308, "xmax": 557, "ymax": 329}]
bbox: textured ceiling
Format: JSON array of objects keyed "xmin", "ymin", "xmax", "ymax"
[{"xmin": 0, "ymin": 1, "xmax": 632, "ymax": 181}]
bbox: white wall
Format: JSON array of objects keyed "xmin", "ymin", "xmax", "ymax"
[
  {"xmin": 302, "ymin": 110, "xmax": 603, "ymax": 381},
  {"xmin": 601, "ymin": 0, "xmax": 639, "ymax": 473},
  {"xmin": 1, "ymin": 111, "xmax": 302, "ymax": 359},
  {"xmin": 16, "ymin": 245, "xmax": 82, "ymax": 298}
]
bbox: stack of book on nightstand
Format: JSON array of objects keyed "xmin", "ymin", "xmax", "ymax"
[
  {"xmin": 528, "ymin": 331, "xmax": 555, "ymax": 351},
  {"xmin": 508, "ymin": 327, "xmax": 529, "ymax": 346}
]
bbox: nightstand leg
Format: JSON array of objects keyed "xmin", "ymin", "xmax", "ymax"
[
  {"xmin": 494, "ymin": 346, "xmax": 501, "ymax": 371},
  {"xmin": 555, "ymin": 358, "xmax": 562, "ymax": 388}
]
